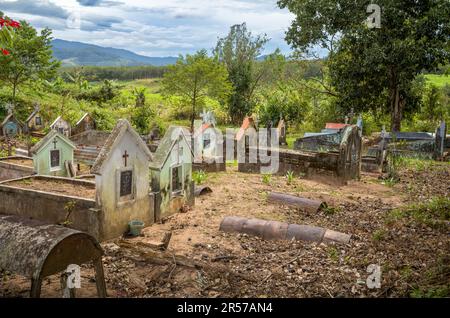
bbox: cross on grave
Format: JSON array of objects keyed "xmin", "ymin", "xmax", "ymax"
[
  {"xmin": 177, "ymin": 137, "xmax": 182, "ymax": 164},
  {"xmin": 200, "ymin": 109, "xmax": 208, "ymax": 124},
  {"xmin": 53, "ymin": 138, "xmax": 58, "ymax": 149},
  {"xmin": 122, "ymin": 150, "xmax": 129, "ymax": 167},
  {"xmin": 6, "ymin": 103, "xmax": 13, "ymax": 115}
]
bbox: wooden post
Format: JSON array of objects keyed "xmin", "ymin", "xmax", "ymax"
[{"xmin": 93, "ymin": 257, "xmax": 107, "ymax": 298}]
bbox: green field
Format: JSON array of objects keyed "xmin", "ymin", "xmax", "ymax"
[{"xmin": 424, "ymin": 74, "xmax": 450, "ymax": 87}]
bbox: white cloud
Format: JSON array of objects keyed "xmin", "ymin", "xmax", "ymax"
[{"xmin": 1, "ymin": 0, "xmax": 295, "ymax": 57}]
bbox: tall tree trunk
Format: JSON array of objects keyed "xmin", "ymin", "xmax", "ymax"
[
  {"xmin": 191, "ymin": 93, "xmax": 196, "ymax": 132},
  {"xmin": 389, "ymin": 68, "xmax": 402, "ymax": 132},
  {"xmin": 390, "ymin": 86, "xmax": 402, "ymax": 132},
  {"xmin": 12, "ymin": 81, "xmax": 17, "ymax": 105},
  {"xmin": 191, "ymin": 76, "xmax": 198, "ymax": 132}
]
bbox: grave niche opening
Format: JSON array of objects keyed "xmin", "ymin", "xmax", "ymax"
[
  {"xmin": 171, "ymin": 165, "xmax": 183, "ymax": 194},
  {"xmin": 50, "ymin": 149, "xmax": 60, "ymax": 169},
  {"xmin": 120, "ymin": 170, "xmax": 133, "ymax": 197}
]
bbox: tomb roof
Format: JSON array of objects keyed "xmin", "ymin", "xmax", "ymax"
[
  {"xmin": 25, "ymin": 108, "xmax": 40, "ymax": 124},
  {"xmin": 0, "ymin": 113, "xmax": 23, "ymax": 128},
  {"xmin": 30, "ymin": 130, "xmax": 76, "ymax": 154},
  {"xmin": 236, "ymin": 116, "xmax": 257, "ymax": 141},
  {"xmin": 325, "ymin": 123, "xmax": 350, "ymax": 130},
  {"xmin": 75, "ymin": 113, "xmax": 90, "ymax": 126},
  {"xmin": 91, "ymin": 119, "xmax": 152, "ymax": 175},
  {"xmin": 50, "ymin": 116, "xmax": 69, "ymax": 128},
  {"xmin": 149, "ymin": 125, "xmax": 194, "ymax": 170}
]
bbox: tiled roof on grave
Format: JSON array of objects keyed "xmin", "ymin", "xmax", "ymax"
[
  {"xmin": 75, "ymin": 113, "xmax": 89, "ymax": 126},
  {"xmin": 194, "ymin": 123, "xmax": 218, "ymax": 138},
  {"xmin": 90, "ymin": 119, "xmax": 152, "ymax": 175},
  {"xmin": 25, "ymin": 109, "xmax": 40, "ymax": 124},
  {"xmin": 30, "ymin": 129, "xmax": 76, "ymax": 154},
  {"xmin": 325, "ymin": 123, "xmax": 350, "ymax": 130},
  {"xmin": 0, "ymin": 113, "xmax": 23, "ymax": 128},
  {"xmin": 236, "ymin": 116, "xmax": 257, "ymax": 141},
  {"xmin": 149, "ymin": 126, "xmax": 194, "ymax": 170}
]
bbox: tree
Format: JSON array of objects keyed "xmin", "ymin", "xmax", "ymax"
[
  {"xmin": 0, "ymin": 12, "xmax": 21, "ymax": 56},
  {"xmin": 214, "ymin": 23, "xmax": 269, "ymax": 124},
  {"xmin": 133, "ymin": 87, "xmax": 146, "ymax": 107},
  {"xmin": 278, "ymin": 0, "xmax": 450, "ymax": 131},
  {"xmin": 161, "ymin": 50, "xmax": 232, "ymax": 130},
  {"xmin": 0, "ymin": 17, "xmax": 59, "ymax": 104}
]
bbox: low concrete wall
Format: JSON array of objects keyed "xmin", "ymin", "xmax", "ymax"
[
  {"xmin": 0, "ymin": 157, "xmax": 34, "ymax": 181},
  {"xmin": 0, "ymin": 177, "xmax": 100, "ymax": 239},
  {"xmin": 70, "ymin": 130, "xmax": 110, "ymax": 146},
  {"xmin": 193, "ymin": 160, "xmax": 226, "ymax": 172},
  {"xmin": 238, "ymin": 147, "xmax": 340, "ymax": 177}
]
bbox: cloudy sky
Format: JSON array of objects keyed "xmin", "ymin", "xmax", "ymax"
[{"xmin": 0, "ymin": 0, "xmax": 295, "ymax": 57}]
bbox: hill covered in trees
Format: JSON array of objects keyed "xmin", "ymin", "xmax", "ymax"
[{"xmin": 51, "ymin": 39, "xmax": 178, "ymax": 67}]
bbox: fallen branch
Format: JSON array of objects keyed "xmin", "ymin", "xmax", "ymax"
[{"xmin": 117, "ymin": 240, "xmax": 258, "ymax": 282}]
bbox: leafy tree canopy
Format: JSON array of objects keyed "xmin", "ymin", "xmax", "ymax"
[
  {"xmin": 161, "ymin": 49, "xmax": 232, "ymax": 130},
  {"xmin": 278, "ymin": 0, "xmax": 450, "ymax": 131}
]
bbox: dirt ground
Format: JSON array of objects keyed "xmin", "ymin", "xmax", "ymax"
[
  {"xmin": 1, "ymin": 162, "xmax": 449, "ymax": 298},
  {"xmin": 4, "ymin": 178, "xmax": 96, "ymax": 200},
  {"xmin": 0, "ymin": 158, "xmax": 33, "ymax": 167}
]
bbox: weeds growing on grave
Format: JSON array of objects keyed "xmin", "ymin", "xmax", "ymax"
[
  {"xmin": 192, "ymin": 170, "xmax": 207, "ymax": 185},
  {"xmin": 61, "ymin": 200, "xmax": 77, "ymax": 226},
  {"xmin": 385, "ymin": 197, "xmax": 450, "ymax": 229},
  {"xmin": 261, "ymin": 173, "xmax": 272, "ymax": 184},
  {"xmin": 286, "ymin": 170, "xmax": 294, "ymax": 185}
]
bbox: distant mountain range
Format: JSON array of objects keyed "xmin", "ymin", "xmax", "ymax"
[{"xmin": 51, "ymin": 39, "xmax": 178, "ymax": 67}]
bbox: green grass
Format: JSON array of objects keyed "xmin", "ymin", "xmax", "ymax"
[
  {"xmin": 192, "ymin": 170, "xmax": 207, "ymax": 185},
  {"xmin": 261, "ymin": 173, "xmax": 272, "ymax": 184},
  {"xmin": 372, "ymin": 229, "xmax": 388, "ymax": 241},
  {"xmin": 424, "ymin": 74, "xmax": 450, "ymax": 88},
  {"xmin": 385, "ymin": 197, "xmax": 450, "ymax": 228}
]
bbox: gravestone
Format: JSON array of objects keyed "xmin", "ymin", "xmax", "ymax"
[
  {"xmin": 90, "ymin": 119, "xmax": 154, "ymax": 240},
  {"xmin": 434, "ymin": 121, "xmax": 447, "ymax": 159},
  {"xmin": 73, "ymin": 113, "xmax": 96, "ymax": 136},
  {"xmin": 50, "ymin": 116, "xmax": 71, "ymax": 137},
  {"xmin": 30, "ymin": 130, "xmax": 76, "ymax": 177},
  {"xmin": 1, "ymin": 105, "xmax": 24, "ymax": 137},
  {"xmin": 150, "ymin": 126, "xmax": 195, "ymax": 221},
  {"xmin": 277, "ymin": 117, "xmax": 287, "ymax": 146},
  {"xmin": 26, "ymin": 103, "xmax": 44, "ymax": 132}
]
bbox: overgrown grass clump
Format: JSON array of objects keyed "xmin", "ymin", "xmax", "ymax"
[
  {"xmin": 385, "ymin": 197, "xmax": 450, "ymax": 228},
  {"xmin": 192, "ymin": 170, "xmax": 207, "ymax": 185}
]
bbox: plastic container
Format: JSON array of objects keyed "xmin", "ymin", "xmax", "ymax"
[{"xmin": 128, "ymin": 220, "xmax": 145, "ymax": 236}]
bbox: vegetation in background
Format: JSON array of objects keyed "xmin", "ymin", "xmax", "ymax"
[
  {"xmin": 279, "ymin": 0, "xmax": 450, "ymax": 132},
  {"xmin": 214, "ymin": 23, "xmax": 269, "ymax": 124},
  {"xmin": 0, "ymin": 15, "xmax": 59, "ymax": 104},
  {"xmin": 161, "ymin": 50, "xmax": 232, "ymax": 130}
]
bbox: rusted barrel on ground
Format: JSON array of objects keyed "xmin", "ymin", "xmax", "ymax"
[
  {"xmin": 219, "ymin": 216, "xmax": 350, "ymax": 244},
  {"xmin": 267, "ymin": 192, "xmax": 327, "ymax": 213}
]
